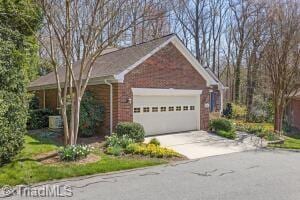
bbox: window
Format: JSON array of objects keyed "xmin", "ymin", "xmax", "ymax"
[
  {"xmin": 183, "ymin": 106, "xmax": 188, "ymax": 111},
  {"xmin": 176, "ymin": 106, "xmax": 181, "ymax": 111},
  {"xmin": 134, "ymin": 108, "xmax": 141, "ymax": 113},
  {"xmin": 190, "ymin": 106, "xmax": 195, "ymax": 111},
  {"xmin": 168, "ymin": 106, "xmax": 174, "ymax": 111},
  {"xmin": 160, "ymin": 107, "xmax": 167, "ymax": 112},
  {"xmin": 152, "ymin": 107, "xmax": 158, "ymax": 112},
  {"xmin": 143, "ymin": 107, "xmax": 150, "ymax": 112}
]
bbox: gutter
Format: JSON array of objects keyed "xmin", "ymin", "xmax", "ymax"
[{"xmin": 104, "ymin": 79, "xmax": 113, "ymax": 134}]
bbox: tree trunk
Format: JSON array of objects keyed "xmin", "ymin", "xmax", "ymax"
[
  {"xmin": 274, "ymin": 104, "xmax": 283, "ymax": 134},
  {"xmin": 234, "ymin": 48, "xmax": 243, "ymax": 103}
]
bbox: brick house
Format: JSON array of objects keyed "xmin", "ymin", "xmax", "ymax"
[
  {"xmin": 286, "ymin": 91, "xmax": 300, "ymax": 131},
  {"xmin": 29, "ymin": 34, "xmax": 226, "ymax": 136}
]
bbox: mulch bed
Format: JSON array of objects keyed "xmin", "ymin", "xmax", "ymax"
[{"xmin": 34, "ymin": 151, "xmax": 101, "ymax": 165}]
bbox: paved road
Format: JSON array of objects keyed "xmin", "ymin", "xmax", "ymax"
[{"xmin": 7, "ymin": 149, "xmax": 300, "ymax": 200}]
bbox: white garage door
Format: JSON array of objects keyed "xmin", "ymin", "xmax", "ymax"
[{"xmin": 132, "ymin": 88, "xmax": 201, "ymax": 136}]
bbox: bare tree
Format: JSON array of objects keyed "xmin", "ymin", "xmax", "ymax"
[
  {"xmin": 37, "ymin": 0, "xmax": 157, "ymax": 145},
  {"xmin": 208, "ymin": 0, "xmax": 227, "ymax": 76},
  {"xmin": 262, "ymin": 0, "xmax": 300, "ymax": 132},
  {"xmin": 245, "ymin": 2, "xmax": 266, "ymax": 120},
  {"xmin": 171, "ymin": 0, "xmax": 208, "ymax": 65},
  {"xmin": 229, "ymin": 0, "xmax": 257, "ymax": 103}
]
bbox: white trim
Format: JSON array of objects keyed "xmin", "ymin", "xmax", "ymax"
[
  {"xmin": 132, "ymin": 88, "xmax": 202, "ymax": 96},
  {"xmin": 196, "ymin": 95, "xmax": 201, "ymax": 130},
  {"xmin": 104, "ymin": 79, "xmax": 114, "ymax": 135},
  {"xmin": 115, "ymin": 36, "xmax": 217, "ymax": 86},
  {"xmin": 220, "ymin": 89, "xmax": 224, "ymax": 114}
]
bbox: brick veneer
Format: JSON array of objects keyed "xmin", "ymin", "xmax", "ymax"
[
  {"xmin": 291, "ymin": 99, "xmax": 300, "ymax": 130},
  {"xmin": 115, "ymin": 43, "xmax": 211, "ymax": 130},
  {"xmin": 34, "ymin": 43, "xmax": 214, "ymax": 136}
]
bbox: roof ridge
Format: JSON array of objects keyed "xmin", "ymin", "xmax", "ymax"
[{"xmin": 100, "ymin": 33, "xmax": 176, "ymax": 56}]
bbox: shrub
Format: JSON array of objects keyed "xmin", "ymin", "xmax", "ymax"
[
  {"xmin": 149, "ymin": 138, "xmax": 160, "ymax": 146},
  {"xmin": 27, "ymin": 108, "xmax": 53, "ymax": 130},
  {"xmin": 67, "ymin": 91, "xmax": 104, "ymax": 137},
  {"xmin": 58, "ymin": 145, "xmax": 92, "ymax": 161},
  {"xmin": 106, "ymin": 145, "xmax": 123, "ymax": 156},
  {"xmin": 234, "ymin": 120, "xmax": 273, "ymax": 136},
  {"xmin": 223, "ymin": 103, "xmax": 233, "ymax": 119},
  {"xmin": 105, "ymin": 134, "xmax": 134, "ymax": 148},
  {"xmin": 78, "ymin": 92, "xmax": 104, "ymax": 137},
  {"xmin": 125, "ymin": 143, "xmax": 181, "ymax": 158},
  {"xmin": 232, "ymin": 104, "xmax": 247, "ymax": 120},
  {"xmin": 247, "ymin": 126, "xmax": 263, "ymax": 135},
  {"xmin": 0, "ymin": 92, "xmax": 26, "ymax": 165},
  {"xmin": 216, "ymin": 130, "xmax": 236, "ymax": 139},
  {"xmin": 115, "ymin": 122, "xmax": 145, "ymax": 142},
  {"xmin": 248, "ymin": 96, "xmax": 274, "ymax": 123},
  {"xmin": 0, "ymin": 38, "xmax": 28, "ymax": 165},
  {"xmin": 265, "ymin": 132, "xmax": 280, "ymax": 141},
  {"xmin": 210, "ymin": 118, "xmax": 234, "ymax": 132}
]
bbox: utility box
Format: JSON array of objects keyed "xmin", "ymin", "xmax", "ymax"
[{"xmin": 49, "ymin": 115, "xmax": 63, "ymax": 129}]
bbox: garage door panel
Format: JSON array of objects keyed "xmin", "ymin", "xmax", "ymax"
[
  {"xmin": 134, "ymin": 96, "xmax": 196, "ymax": 107},
  {"xmin": 133, "ymin": 95, "xmax": 199, "ymax": 136}
]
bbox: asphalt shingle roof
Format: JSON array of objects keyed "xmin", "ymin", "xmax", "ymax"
[{"xmin": 29, "ymin": 34, "xmax": 175, "ymax": 89}]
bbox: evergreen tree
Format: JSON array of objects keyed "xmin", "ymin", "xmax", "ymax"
[{"xmin": 0, "ymin": 0, "xmax": 41, "ymax": 165}]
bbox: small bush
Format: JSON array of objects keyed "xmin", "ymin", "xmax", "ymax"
[
  {"xmin": 105, "ymin": 134, "xmax": 134, "ymax": 148},
  {"xmin": 115, "ymin": 122, "xmax": 145, "ymax": 142},
  {"xmin": 125, "ymin": 143, "xmax": 181, "ymax": 158},
  {"xmin": 234, "ymin": 120, "xmax": 273, "ymax": 137},
  {"xmin": 232, "ymin": 104, "xmax": 247, "ymax": 120},
  {"xmin": 216, "ymin": 130, "xmax": 236, "ymax": 139},
  {"xmin": 27, "ymin": 109, "xmax": 53, "ymax": 130},
  {"xmin": 106, "ymin": 145, "xmax": 123, "ymax": 156},
  {"xmin": 223, "ymin": 103, "xmax": 233, "ymax": 119},
  {"xmin": 265, "ymin": 132, "xmax": 280, "ymax": 141},
  {"xmin": 210, "ymin": 118, "xmax": 234, "ymax": 132},
  {"xmin": 58, "ymin": 145, "xmax": 92, "ymax": 161},
  {"xmin": 247, "ymin": 126, "xmax": 263, "ymax": 135},
  {"xmin": 149, "ymin": 138, "xmax": 160, "ymax": 146}
]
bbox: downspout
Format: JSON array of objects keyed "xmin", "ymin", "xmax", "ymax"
[{"xmin": 104, "ymin": 79, "xmax": 113, "ymax": 134}]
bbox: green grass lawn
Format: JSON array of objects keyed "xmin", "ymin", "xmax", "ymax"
[
  {"xmin": 0, "ymin": 134, "xmax": 166, "ymax": 186},
  {"xmin": 269, "ymin": 134, "xmax": 300, "ymax": 150}
]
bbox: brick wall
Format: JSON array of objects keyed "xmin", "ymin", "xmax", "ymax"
[
  {"xmin": 291, "ymin": 98, "xmax": 300, "ymax": 130},
  {"xmin": 34, "ymin": 86, "xmax": 111, "ymax": 136},
  {"xmin": 34, "ymin": 89, "xmax": 58, "ymax": 113},
  {"xmin": 115, "ymin": 43, "xmax": 211, "ymax": 130},
  {"xmin": 33, "ymin": 43, "xmax": 215, "ymax": 136}
]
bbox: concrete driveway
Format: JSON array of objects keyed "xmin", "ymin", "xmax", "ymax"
[{"xmin": 145, "ymin": 131, "xmax": 266, "ymax": 159}]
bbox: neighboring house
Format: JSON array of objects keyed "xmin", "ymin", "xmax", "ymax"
[
  {"xmin": 29, "ymin": 34, "xmax": 226, "ymax": 136},
  {"xmin": 286, "ymin": 91, "xmax": 300, "ymax": 130}
]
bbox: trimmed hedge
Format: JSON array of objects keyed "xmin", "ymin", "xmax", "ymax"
[{"xmin": 115, "ymin": 122, "xmax": 145, "ymax": 142}]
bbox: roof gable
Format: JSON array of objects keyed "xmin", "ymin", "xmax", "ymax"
[{"xmin": 29, "ymin": 34, "xmax": 221, "ymax": 90}]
